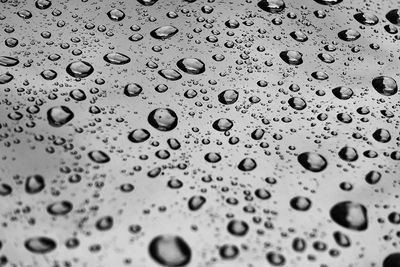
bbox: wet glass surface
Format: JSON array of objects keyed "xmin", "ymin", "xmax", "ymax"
[{"xmin": 0, "ymin": 0, "xmax": 400, "ymax": 266}]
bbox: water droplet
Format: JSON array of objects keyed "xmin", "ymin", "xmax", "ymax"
[
  {"xmin": 330, "ymin": 201, "xmax": 368, "ymax": 231},
  {"xmin": 66, "ymin": 61, "xmax": 94, "ymax": 78},
  {"xmin": 297, "ymin": 152, "xmax": 327, "ymax": 172},
  {"xmin": 372, "ymin": 76, "xmax": 398, "ymax": 96},
  {"xmin": 177, "ymin": 58, "xmax": 205, "ymax": 75},
  {"xmin": 47, "ymin": 106, "xmax": 74, "ymax": 127},
  {"xmin": 148, "ymin": 108, "xmax": 178, "ymax": 131},
  {"xmin": 25, "ymin": 237, "xmax": 57, "ymax": 254},
  {"xmin": 149, "ymin": 235, "xmax": 191, "ymax": 267},
  {"xmin": 150, "ymin": 26, "xmax": 179, "ymax": 40},
  {"xmin": 104, "ymin": 52, "xmax": 131, "ymax": 65}
]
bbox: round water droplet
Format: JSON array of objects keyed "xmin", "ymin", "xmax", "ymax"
[
  {"xmin": 238, "ymin": 158, "xmax": 257, "ymax": 171},
  {"xmin": 0, "ymin": 56, "xmax": 19, "ymax": 67},
  {"xmin": 25, "ymin": 237, "xmax": 56, "ymax": 254},
  {"xmin": 372, "ymin": 128, "xmax": 391, "ymax": 143},
  {"xmin": 290, "ymin": 196, "xmax": 311, "ymax": 211},
  {"xmin": 314, "ymin": 0, "xmax": 342, "ymax": 5},
  {"xmin": 158, "ymin": 69, "xmax": 182, "ymax": 81},
  {"xmin": 280, "ymin": 50, "xmax": 303, "ymax": 65},
  {"xmin": 297, "ymin": 152, "xmax": 327, "ymax": 172},
  {"xmin": 149, "ymin": 235, "xmax": 191, "ymax": 267},
  {"xmin": 104, "ymin": 52, "xmax": 130, "ymax": 65},
  {"xmin": 257, "ymin": 0, "xmax": 286, "ymax": 13},
  {"xmin": 124, "ymin": 83, "xmax": 142, "ymax": 97},
  {"xmin": 128, "ymin": 128, "xmax": 151, "ymax": 143},
  {"xmin": 218, "ymin": 89, "xmax": 238, "ymax": 104},
  {"xmin": 354, "ymin": 12, "xmax": 379, "ymax": 25},
  {"xmin": 95, "ymin": 216, "xmax": 114, "ymax": 231},
  {"xmin": 227, "ymin": 219, "xmax": 249, "ymax": 236},
  {"xmin": 107, "ymin": 9, "xmax": 125, "ymax": 21},
  {"xmin": 88, "ymin": 150, "xmax": 110, "ymax": 163},
  {"xmin": 338, "ymin": 146, "xmax": 358, "ymax": 162},
  {"xmin": 332, "ymin": 86, "xmax": 353, "ymax": 100},
  {"xmin": 148, "ymin": 108, "xmax": 178, "ymax": 131},
  {"xmin": 66, "ymin": 61, "xmax": 94, "ymax": 78},
  {"xmin": 338, "ymin": 29, "xmax": 361, "ymax": 41},
  {"xmin": 47, "ymin": 106, "xmax": 74, "ymax": 127},
  {"xmin": 212, "ymin": 118, "xmax": 233, "ymax": 132},
  {"xmin": 137, "ymin": 0, "xmax": 158, "ymax": 6},
  {"xmin": 386, "ymin": 9, "xmax": 400, "ymax": 26},
  {"xmin": 372, "ymin": 76, "xmax": 398, "ymax": 96},
  {"xmin": 330, "ymin": 201, "xmax": 368, "ymax": 231},
  {"xmin": 25, "ymin": 175, "xmax": 45, "ymax": 194},
  {"xmin": 47, "ymin": 201, "xmax": 73, "ymax": 215},
  {"xmin": 288, "ymin": 97, "xmax": 307, "ymax": 110},
  {"xmin": 150, "ymin": 26, "xmax": 179, "ymax": 40},
  {"xmin": 176, "ymin": 58, "xmax": 205, "ymax": 75},
  {"xmin": 188, "ymin": 195, "xmax": 206, "ymax": 211}
]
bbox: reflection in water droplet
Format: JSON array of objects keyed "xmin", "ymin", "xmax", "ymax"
[
  {"xmin": 297, "ymin": 152, "xmax": 327, "ymax": 172},
  {"xmin": 372, "ymin": 76, "xmax": 398, "ymax": 96},
  {"xmin": 0, "ymin": 56, "xmax": 19, "ymax": 67},
  {"xmin": 149, "ymin": 235, "xmax": 191, "ymax": 267},
  {"xmin": 25, "ymin": 237, "xmax": 57, "ymax": 254},
  {"xmin": 88, "ymin": 150, "xmax": 110, "ymax": 163},
  {"xmin": 150, "ymin": 26, "xmax": 179, "ymax": 40},
  {"xmin": 177, "ymin": 58, "xmax": 205, "ymax": 75},
  {"xmin": 47, "ymin": 106, "xmax": 74, "ymax": 127},
  {"xmin": 330, "ymin": 201, "xmax": 368, "ymax": 231},
  {"xmin": 257, "ymin": 0, "xmax": 286, "ymax": 13},
  {"xmin": 103, "ymin": 52, "xmax": 131, "ymax": 65},
  {"xmin": 338, "ymin": 29, "xmax": 361, "ymax": 41},
  {"xmin": 148, "ymin": 108, "xmax": 178, "ymax": 131},
  {"xmin": 279, "ymin": 50, "xmax": 303, "ymax": 65},
  {"xmin": 66, "ymin": 61, "xmax": 94, "ymax": 78}
]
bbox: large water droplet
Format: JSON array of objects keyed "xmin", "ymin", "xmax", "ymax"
[
  {"xmin": 150, "ymin": 26, "xmax": 179, "ymax": 40},
  {"xmin": 330, "ymin": 201, "xmax": 368, "ymax": 231},
  {"xmin": 372, "ymin": 76, "xmax": 398, "ymax": 96},
  {"xmin": 148, "ymin": 108, "xmax": 178, "ymax": 131},
  {"xmin": 176, "ymin": 58, "xmax": 205, "ymax": 75},
  {"xmin": 297, "ymin": 152, "xmax": 327, "ymax": 172},
  {"xmin": 25, "ymin": 237, "xmax": 57, "ymax": 254},
  {"xmin": 47, "ymin": 106, "xmax": 74, "ymax": 127},
  {"xmin": 66, "ymin": 61, "xmax": 94, "ymax": 78},
  {"xmin": 149, "ymin": 235, "xmax": 192, "ymax": 267}
]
